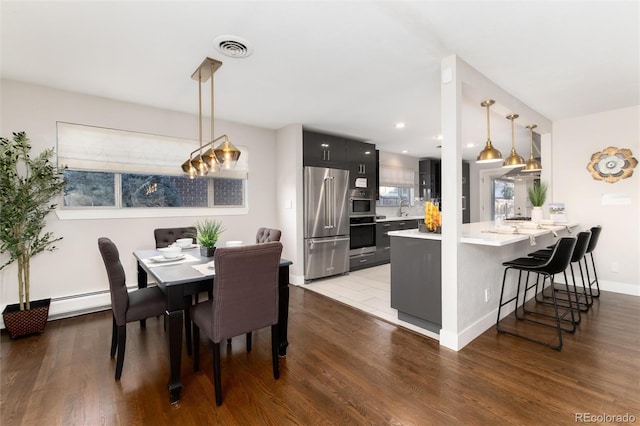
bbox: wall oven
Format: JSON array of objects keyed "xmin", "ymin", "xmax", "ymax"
[
  {"xmin": 349, "ymin": 189, "xmax": 375, "ymax": 217},
  {"xmin": 349, "ymin": 215, "xmax": 376, "ymax": 256}
]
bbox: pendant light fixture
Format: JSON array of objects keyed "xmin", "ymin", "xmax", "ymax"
[
  {"xmin": 476, "ymin": 99, "xmax": 502, "ymax": 163},
  {"xmin": 503, "ymin": 114, "xmax": 525, "ymax": 168},
  {"xmin": 182, "ymin": 57, "xmax": 241, "ymax": 178},
  {"xmin": 522, "ymin": 124, "xmax": 543, "ymax": 172}
]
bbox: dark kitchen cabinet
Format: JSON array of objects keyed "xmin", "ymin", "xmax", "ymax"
[
  {"xmin": 462, "ymin": 160, "xmax": 470, "ymax": 223},
  {"xmin": 346, "ymin": 140, "xmax": 376, "ymax": 190},
  {"xmin": 303, "ymin": 130, "xmax": 347, "ymax": 169},
  {"xmin": 419, "ymin": 158, "xmax": 441, "ymax": 201},
  {"xmin": 375, "ymin": 219, "xmax": 419, "ymax": 264}
]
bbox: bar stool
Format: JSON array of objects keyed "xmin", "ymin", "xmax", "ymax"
[
  {"xmin": 496, "ymin": 236, "xmax": 577, "ymax": 351},
  {"xmin": 584, "ymin": 226, "xmax": 602, "ymax": 299},
  {"xmin": 528, "ymin": 230, "xmax": 592, "ymax": 320}
]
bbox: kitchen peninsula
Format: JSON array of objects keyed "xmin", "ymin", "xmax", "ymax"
[{"xmin": 389, "ymin": 221, "xmax": 578, "ymax": 336}]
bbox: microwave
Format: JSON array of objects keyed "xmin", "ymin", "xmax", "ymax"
[{"xmin": 349, "ymin": 189, "xmax": 374, "ymax": 216}]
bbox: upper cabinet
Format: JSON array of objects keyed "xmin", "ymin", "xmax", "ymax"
[
  {"xmin": 303, "ymin": 130, "xmax": 347, "ymax": 169},
  {"xmin": 345, "ymin": 140, "xmax": 376, "ymax": 190},
  {"xmin": 419, "ymin": 158, "xmax": 441, "ymax": 201}
]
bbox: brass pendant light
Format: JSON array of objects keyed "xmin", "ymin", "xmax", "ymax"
[
  {"xmin": 503, "ymin": 114, "xmax": 525, "ymax": 168},
  {"xmin": 183, "ymin": 57, "xmax": 241, "ymax": 178},
  {"xmin": 476, "ymin": 99, "xmax": 502, "ymax": 163},
  {"xmin": 522, "ymin": 124, "xmax": 543, "ymax": 172}
]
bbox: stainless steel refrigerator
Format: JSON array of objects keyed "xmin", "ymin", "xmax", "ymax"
[{"xmin": 304, "ymin": 166, "xmax": 350, "ymax": 281}]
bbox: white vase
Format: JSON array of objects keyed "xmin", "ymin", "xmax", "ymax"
[{"xmin": 531, "ymin": 206, "xmax": 543, "ymax": 224}]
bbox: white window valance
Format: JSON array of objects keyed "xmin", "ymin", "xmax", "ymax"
[
  {"xmin": 379, "ymin": 165, "xmax": 415, "ymax": 187},
  {"xmin": 56, "ymin": 122, "xmax": 248, "ymax": 179}
]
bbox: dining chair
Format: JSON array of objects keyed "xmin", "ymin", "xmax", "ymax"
[
  {"xmin": 256, "ymin": 227, "xmax": 281, "ymax": 243},
  {"xmin": 98, "ymin": 237, "xmax": 166, "ymax": 380},
  {"xmin": 154, "ymin": 226, "xmax": 197, "ymax": 248},
  {"xmin": 190, "ymin": 241, "xmax": 283, "ymax": 406}
]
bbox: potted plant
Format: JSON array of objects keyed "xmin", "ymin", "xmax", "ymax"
[
  {"xmin": 0, "ymin": 132, "xmax": 66, "ymax": 338},
  {"xmin": 193, "ymin": 219, "xmax": 225, "ymax": 257},
  {"xmin": 528, "ymin": 181, "xmax": 548, "ymax": 223}
]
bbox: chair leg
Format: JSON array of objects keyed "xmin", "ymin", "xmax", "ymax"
[
  {"xmin": 115, "ymin": 324, "xmax": 126, "ymax": 380},
  {"xmin": 213, "ymin": 342, "xmax": 222, "ymax": 406},
  {"xmin": 588, "ymin": 253, "xmax": 601, "ymax": 298},
  {"xmin": 227, "ymin": 338, "xmax": 232, "ymax": 345},
  {"xmin": 271, "ymin": 324, "xmax": 280, "ymax": 380},
  {"xmin": 193, "ymin": 324, "xmax": 200, "ymax": 372},
  {"xmin": 246, "ymin": 332, "xmax": 252, "ymax": 352},
  {"xmin": 110, "ymin": 315, "xmax": 118, "ymax": 357},
  {"xmin": 184, "ymin": 296, "xmax": 193, "ymax": 357}
]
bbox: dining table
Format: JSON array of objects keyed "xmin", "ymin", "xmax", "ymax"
[{"xmin": 133, "ymin": 246, "xmax": 292, "ymax": 404}]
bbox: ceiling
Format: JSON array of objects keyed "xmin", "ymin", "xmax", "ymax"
[{"xmin": 1, "ymin": 1, "xmax": 638, "ymax": 160}]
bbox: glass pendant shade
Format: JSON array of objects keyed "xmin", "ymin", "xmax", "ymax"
[
  {"xmin": 503, "ymin": 114, "xmax": 525, "ymax": 168},
  {"xmin": 202, "ymin": 147, "xmax": 220, "ymax": 171},
  {"xmin": 181, "ymin": 158, "xmax": 198, "ymax": 179},
  {"xmin": 190, "ymin": 154, "xmax": 209, "ymax": 176},
  {"xmin": 522, "ymin": 124, "xmax": 542, "ymax": 172},
  {"xmin": 476, "ymin": 99, "xmax": 503, "ymax": 163},
  {"xmin": 213, "ymin": 139, "xmax": 241, "ymax": 169}
]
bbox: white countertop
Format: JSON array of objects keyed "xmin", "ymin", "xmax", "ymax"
[
  {"xmin": 388, "ymin": 221, "xmax": 578, "ymax": 246},
  {"xmin": 376, "ymin": 215, "xmax": 424, "ymax": 223},
  {"xmin": 388, "ymin": 228, "xmax": 442, "ymax": 240}
]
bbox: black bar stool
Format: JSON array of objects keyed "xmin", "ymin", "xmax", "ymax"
[
  {"xmin": 529, "ymin": 230, "xmax": 592, "ymax": 320},
  {"xmin": 496, "ymin": 236, "xmax": 577, "ymax": 351},
  {"xmin": 584, "ymin": 226, "xmax": 602, "ymax": 299}
]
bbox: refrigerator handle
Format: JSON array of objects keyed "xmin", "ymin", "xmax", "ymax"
[
  {"xmin": 323, "ymin": 177, "xmax": 330, "ymax": 229},
  {"xmin": 329, "ymin": 176, "xmax": 335, "ymax": 229}
]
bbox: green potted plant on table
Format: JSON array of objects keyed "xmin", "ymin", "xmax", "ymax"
[
  {"xmin": 0, "ymin": 132, "xmax": 66, "ymax": 338},
  {"xmin": 193, "ymin": 219, "xmax": 225, "ymax": 257},
  {"xmin": 528, "ymin": 180, "xmax": 548, "ymax": 224}
]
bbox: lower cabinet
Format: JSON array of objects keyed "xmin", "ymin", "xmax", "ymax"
[
  {"xmin": 390, "ymin": 236, "xmax": 442, "ymax": 333},
  {"xmin": 350, "ymin": 252, "xmax": 376, "ymax": 271},
  {"xmin": 375, "ymin": 219, "xmax": 419, "ymax": 265}
]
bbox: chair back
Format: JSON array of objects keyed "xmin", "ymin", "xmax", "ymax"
[
  {"xmin": 543, "ymin": 236, "xmax": 577, "ymax": 275},
  {"xmin": 211, "ymin": 241, "xmax": 283, "ymax": 342},
  {"xmin": 256, "ymin": 227, "xmax": 281, "ymax": 244},
  {"xmin": 98, "ymin": 237, "xmax": 129, "ymax": 325},
  {"xmin": 571, "ymin": 231, "xmax": 591, "ymax": 262},
  {"xmin": 154, "ymin": 226, "xmax": 197, "ymax": 248},
  {"xmin": 586, "ymin": 226, "xmax": 602, "ymax": 254}
]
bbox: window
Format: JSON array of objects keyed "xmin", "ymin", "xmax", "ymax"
[
  {"xmin": 57, "ymin": 122, "xmax": 248, "ymax": 218},
  {"xmin": 493, "ymin": 178, "xmax": 515, "ymax": 220},
  {"xmin": 377, "ymin": 186, "xmax": 414, "ymax": 207}
]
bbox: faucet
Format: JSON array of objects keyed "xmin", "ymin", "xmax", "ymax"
[{"xmin": 399, "ymin": 199, "xmax": 410, "ymax": 217}]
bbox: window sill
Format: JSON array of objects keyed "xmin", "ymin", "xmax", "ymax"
[{"xmin": 56, "ymin": 207, "xmax": 249, "ymax": 220}]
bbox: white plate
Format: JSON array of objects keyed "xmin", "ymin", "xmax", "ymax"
[
  {"xmin": 177, "ymin": 244, "xmax": 198, "ymax": 250},
  {"xmin": 150, "ymin": 254, "xmax": 186, "ymax": 263}
]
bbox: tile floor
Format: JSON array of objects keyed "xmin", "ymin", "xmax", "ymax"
[{"xmin": 299, "ymin": 263, "xmax": 440, "ymax": 341}]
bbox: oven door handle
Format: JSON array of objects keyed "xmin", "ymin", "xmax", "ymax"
[{"xmin": 349, "ymin": 223, "xmax": 376, "ymax": 227}]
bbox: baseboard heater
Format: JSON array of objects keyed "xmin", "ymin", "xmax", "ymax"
[{"xmin": 1, "ymin": 284, "xmax": 146, "ymax": 330}]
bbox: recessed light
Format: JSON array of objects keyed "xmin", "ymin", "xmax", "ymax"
[
  {"xmin": 395, "ymin": 122, "xmax": 406, "ymax": 129},
  {"xmin": 433, "ymin": 134, "xmax": 443, "ymax": 141},
  {"xmin": 401, "ymin": 150, "xmax": 409, "ymax": 154},
  {"xmin": 465, "ymin": 143, "xmax": 476, "ymax": 148}
]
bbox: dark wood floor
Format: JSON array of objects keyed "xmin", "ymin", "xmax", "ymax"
[{"xmin": 2, "ymin": 286, "xmax": 639, "ymax": 425}]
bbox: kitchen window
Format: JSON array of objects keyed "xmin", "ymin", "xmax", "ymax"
[{"xmin": 56, "ymin": 122, "xmax": 248, "ymax": 219}]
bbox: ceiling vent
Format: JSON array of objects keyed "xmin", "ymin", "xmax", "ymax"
[{"xmin": 214, "ymin": 35, "xmax": 253, "ymax": 58}]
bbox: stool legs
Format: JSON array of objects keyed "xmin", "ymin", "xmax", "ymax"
[
  {"xmin": 584, "ymin": 252, "xmax": 601, "ymax": 299},
  {"xmin": 497, "ymin": 267, "xmax": 578, "ymax": 351}
]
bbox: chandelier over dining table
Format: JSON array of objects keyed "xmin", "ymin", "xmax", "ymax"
[{"xmin": 181, "ymin": 57, "xmax": 241, "ymax": 178}]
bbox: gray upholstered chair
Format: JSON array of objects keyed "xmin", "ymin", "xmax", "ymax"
[
  {"xmin": 190, "ymin": 241, "xmax": 283, "ymax": 406},
  {"xmin": 154, "ymin": 227, "xmax": 197, "ymax": 248},
  {"xmin": 256, "ymin": 227, "xmax": 281, "ymax": 243},
  {"xmin": 98, "ymin": 237, "xmax": 166, "ymax": 380}
]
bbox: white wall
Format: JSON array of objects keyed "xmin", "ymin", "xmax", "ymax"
[
  {"xmin": 0, "ymin": 79, "xmax": 279, "ymax": 318},
  {"xmin": 551, "ymin": 105, "xmax": 639, "ymax": 295}
]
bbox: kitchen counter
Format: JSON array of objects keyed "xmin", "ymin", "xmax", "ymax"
[
  {"xmin": 376, "ymin": 215, "xmax": 424, "ymax": 223},
  {"xmin": 388, "ymin": 221, "xmax": 577, "ymax": 246}
]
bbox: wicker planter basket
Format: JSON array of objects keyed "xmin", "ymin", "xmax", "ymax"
[{"xmin": 2, "ymin": 298, "xmax": 51, "ymax": 339}]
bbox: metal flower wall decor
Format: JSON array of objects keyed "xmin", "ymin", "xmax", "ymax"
[{"xmin": 586, "ymin": 146, "xmax": 638, "ymax": 183}]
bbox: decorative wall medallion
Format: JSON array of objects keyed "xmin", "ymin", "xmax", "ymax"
[{"xmin": 586, "ymin": 146, "xmax": 638, "ymax": 183}]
